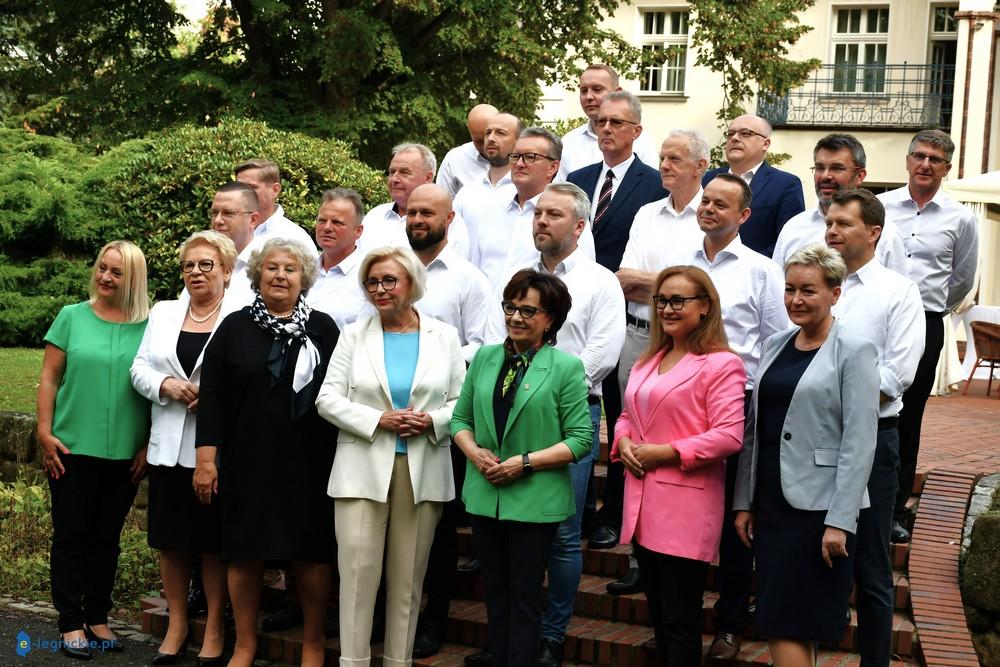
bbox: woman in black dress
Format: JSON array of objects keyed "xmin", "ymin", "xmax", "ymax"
[
  {"xmin": 733, "ymin": 244, "xmax": 879, "ymax": 667},
  {"xmin": 194, "ymin": 238, "xmax": 339, "ymax": 667}
]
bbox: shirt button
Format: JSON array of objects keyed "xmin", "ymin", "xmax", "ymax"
[{"xmin": 783, "ymin": 432, "xmax": 792, "ymax": 441}]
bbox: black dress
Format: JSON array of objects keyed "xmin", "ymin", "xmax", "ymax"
[
  {"xmin": 752, "ymin": 338, "xmax": 857, "ymax": 642},
  {"xmin": 196, "ymin": 308, "xmax": 339, "ymax": 562}
]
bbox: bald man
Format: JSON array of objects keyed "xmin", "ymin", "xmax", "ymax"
[{"xmin": 437, "ymin": 103, "xmax": 499, "ymax": 197}]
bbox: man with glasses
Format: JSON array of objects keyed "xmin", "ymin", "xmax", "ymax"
[
  {"xmin": 702, "ymin": 114, "xmax": 804, "ymax": 256},
  {"xmin": 474, "ymin": 127, "xmax": 595, "ymax": 287},
  {"xmin": 436, "ymin": 103, "xmax": 498, "ymax": 197},
  {"xmin": 878, "ymin": 129, "xmax": 979, "ymax": 543},
  {"xmin": 235, "ymin": 159, "xmax": 316, "ymax": 253},
  {"xmin": 772, "ymin": 134, "xmax": 907, "ymax": 275},
  {"xmin": 206, "ymin": 181, "xmax": 262, "ymax": 311}
]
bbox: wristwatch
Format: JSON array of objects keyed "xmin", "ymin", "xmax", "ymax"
[{"xmin": 521, "ymin": 453, "xmax": 534, "ymax": 476}]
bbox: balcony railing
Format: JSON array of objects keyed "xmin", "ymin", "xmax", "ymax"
[{"xmin": 757, "ymin": 64, "xmax": 955, "ymax": 130}]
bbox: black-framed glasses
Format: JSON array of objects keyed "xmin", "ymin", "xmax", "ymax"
[
  {"xmin": 208, "ymin": 208, "xmax": 254, "ymax": 221},
  {"xmin": 180, "ymin": 259, "xmax": 216, "ymax": 273},
  {"xmin": 724, "ymin": 128, "xmax": 768, "ymax": 140},
  {"xmin": 595, "ymin": 117, "xmax": 640, "ymax": 130},
  {"xmin": 508, "ymin": 152, "xmax": 556, "ymax": 165},
  {"xmin": 502, "ymin": 301, "xmax": 547, "ymax": 320},
  {"xmin": 363, "ymin": 277, "xmax": 399, "ymax": 293},
  {"xmin": 809, "ymin": 164, "xmax": 862, "ymax": 175},
  {"xmin": 652, "ymin": 294, "xmax": 706, "ymax": 311},
  {"xmin": 907, "ymin": 151, "xmax": 949, "ymax": 166}
]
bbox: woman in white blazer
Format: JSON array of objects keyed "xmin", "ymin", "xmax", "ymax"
[
  {"xmin": 316, "ymin": 246, "xmax": 466, "ymax": 667},
  {"xmin": 130, "ymin": 231, "xmax": 236, "ymax": 666},
  {"xmin": 733, "ymin": 244, "xmax": 879, "ymax": 667}
]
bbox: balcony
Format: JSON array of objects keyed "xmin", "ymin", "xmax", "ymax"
[{"xmin": 757, "ymin": 63, "xmax": 955, "ymax": 130}]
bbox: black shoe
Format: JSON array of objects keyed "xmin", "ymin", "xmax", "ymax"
[
  {"xmin": 196, "ymin": 656, "xmax": 225, "ymax": 667},
  {"xmin": 606, "ymin": 567, "xmax": 641, "ymax": 595},
  {"xmin": 588, "ymin": 526, "xmax": 619, "ymax": 550},
  {"xmin": 464, "ymin": 650, "xmax": 492, "ymax": 666},
  {"xmin": 84, "ymin": 625, "xmax": 124, "ymax": 653},
  {"xmin": 891, "ymin": 519, "xmax": 911, "ymax": 543},
  {"xmin": 412, "ymin": 621, "xmax": 443, "ymax": 659},
  {"xmin": 187, "ymin": 579, "xmax": 208, "ymax": 617},
  {"xmin": 261, "ymin": 599, "xmax": 303, "ymax": 632},
  {"xmin": 60, "ymin": 634, "xmax": 93, "ymax": 661},
  {"xmin": 538, "ymin": 638, "xmax": 563, "ymax": 666},
  {"xmin": 151, "ymin": 627, "xmax": 190, "ymax": 665},
  {"xmin": 457, "ymin": 558, "xmax": 481, "ymax": 574}
]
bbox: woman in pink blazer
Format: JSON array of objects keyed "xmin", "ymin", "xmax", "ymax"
[{"xmin": 612, "ymin": 266, "xmax": 746, "ymax": 667}]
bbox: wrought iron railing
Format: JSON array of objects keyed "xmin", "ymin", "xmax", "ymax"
[{"xmin": 757, "ymin": 64, "xmax": 955, "ymax": 130}]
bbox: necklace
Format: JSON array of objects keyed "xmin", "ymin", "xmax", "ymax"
[
  {"xmin": 188, "ymin": 298, "xmax": 223, "ymax": 323},
  {"xmin": 384, "ymin": 315, "xmax": 418, "ymax": 333},
  {"xmin": 268, "ymin": 308, "xmax": 295, "ymax": 319}
]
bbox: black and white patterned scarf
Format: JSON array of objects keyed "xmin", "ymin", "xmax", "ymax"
[{"xmin": 249, "ymin": 292, "xmax": 321, "ymax": 417}]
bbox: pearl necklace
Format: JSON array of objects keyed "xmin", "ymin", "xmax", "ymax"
[{"xmin": 188, "ymin": 298, "xmax": 223, "ymax": 323}]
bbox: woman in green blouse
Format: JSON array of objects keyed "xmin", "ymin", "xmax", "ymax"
[{"xmin": 36, "ymin": 240, "xmax": 151, "ymax": 660}]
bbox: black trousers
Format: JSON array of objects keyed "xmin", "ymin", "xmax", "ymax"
[
  {"xmin": 634, "ymin": 543, "xmax": 709, "ymax": 667},
  {"xmin": 49, "ymin": 454, "xmax": 138, "ymax": 633},
  {"xmin": 595, "ymin": 369, "xmax": 624, "ymax": 530},
  {"xmin": 470, "ymin": 516, "xmax": 557, "ymax": 667},
  {"xmin": 855, "ymin": 422, "xmax": 900, "ymax": 667},
  {"xmin": 895, "ymin": 312, "xmax": 945, "ymax": 518},
  {"xmin": 420, "ymin": 443, "xmax": 467, "ymax": 627}
]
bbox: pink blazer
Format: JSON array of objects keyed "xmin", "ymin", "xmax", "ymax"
[{"xmin": 611, "ymin": 349, "xmax": 746, "ymax": 563}]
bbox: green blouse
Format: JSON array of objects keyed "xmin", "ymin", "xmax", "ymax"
[{"xmin": 43, "ymin": 301, "xmax": 150, "ymax": 460}]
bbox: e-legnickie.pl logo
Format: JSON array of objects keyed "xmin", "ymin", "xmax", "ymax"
[
  {"xmin": 15, "ymin": 631, "xmax": 30, "ymax": 657},
  {"xmin": 14, "ymin": 630, "xmax": 117, "ymax": 657}
]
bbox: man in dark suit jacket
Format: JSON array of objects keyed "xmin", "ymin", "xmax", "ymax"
[{"xmin": 702, "ymin": 114, "xmax": 805, "ymax": 257}]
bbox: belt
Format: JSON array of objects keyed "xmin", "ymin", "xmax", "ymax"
[
  {"xmin": 625, "ymin": 312, "xmax": 650, "ymax": 329},
  {"xmin": 588, "ymin": 395, "xmax": 602, "ymax": 406},
  {"xmin": 925, "ymin": 310, "xmax": 947, "ymax": 319},
  {"xmin": 878, "ymin": 417, "xmax": 899, "ymax": 430}
]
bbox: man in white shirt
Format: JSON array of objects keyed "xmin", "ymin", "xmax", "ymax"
[
  {"xmin": 877, "ymin": 129, "xmax": 979, "ymax": 543},
  {"xmin": 436, "ymin": 103, "xmax": 498, "ymax": 197},
  {"xmin": 557, "ymin": 64, "xmax": 660, "ymax": 180},
  {"xmin": 361, "ymin": 143, "xmax": 471, "ymax": 259},
  {"xmin": 207, "ymin": 181, "xmax": 263, "ymax": 312},
  {"xmin": 454, "ymin": 112, "xmax": 522, "ymax": 246},
  {"xmin": 475, "ymin": 127, "xmax": 595, "ymax": 287},
  {"xmin": 772, "ymin": 134, "xmax": 907, "ymax": 275},
  {"xmin": 692, "ymin": 174, "xmax": 787, "ymax": 662},
  {"xmin": 826, "ymin": 188, "xmax": 925, "ymax": 667},
  {"xmin": 304, "ymin": 188, "xmax": 371, "ymax": 330},
  {"xmin": 234, "ymin": 159, "xmax": 316, "ymax": 252}
]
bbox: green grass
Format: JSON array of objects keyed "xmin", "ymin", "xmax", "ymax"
[{"xmin": 0, "ymin": 348, "xmax": 43, "ymax": 413}]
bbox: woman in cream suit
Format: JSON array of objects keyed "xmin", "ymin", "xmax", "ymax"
[
  {"xmin": 316, "ymin": 246, "xmax": 466, "ymax": 667},
  {"xmin": 130, "ymin": 231, "xmax": 236, "ymax": 665},
  {"xmin": 734, "ymin": 244, "xmax": 879, "ymax": 667}
]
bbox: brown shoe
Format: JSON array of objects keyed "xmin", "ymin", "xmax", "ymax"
[{"xmin": 707, "ymin": 632, "xmax": 741, "ymax": 660}]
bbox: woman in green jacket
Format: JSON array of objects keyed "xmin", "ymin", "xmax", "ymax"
[{"xmin": 451, "ymin": 269, "xmax": 592, "ymax": 667}]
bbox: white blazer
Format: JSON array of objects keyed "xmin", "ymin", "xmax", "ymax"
[
  {"xmin": 316, "ymin": 313, "xmax": 466, "ymax": 503},
  {"xmin": 130, "ymin": 299, "xmax": 230, "ymax": 467}
]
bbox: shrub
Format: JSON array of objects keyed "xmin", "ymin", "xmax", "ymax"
[{"xmin": 0, "ymin": 256, "xmax": 91, "ymax": 347}]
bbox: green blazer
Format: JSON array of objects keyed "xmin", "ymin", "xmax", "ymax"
[{"xmin": 451, "ymin": 343, "xmax": 593, "ymax": 523}]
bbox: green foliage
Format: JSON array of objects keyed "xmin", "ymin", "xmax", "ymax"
[
  {"xmin": 0, "ymin": 348, "xmax": 43, "ymax": 413},
  {"xmin": 543, "ymin": 117, "xmax": 589, "ymax": 141},
  {"xmin": 0, "ymin": 257, "xmax": 90, "ymax": 346}
]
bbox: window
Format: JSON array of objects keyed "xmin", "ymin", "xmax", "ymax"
[
  {"xmin": 931, "ymin": 5, "xmax": 958, "ymax": 35},
  {"xmin": 832, "ymin": 7, "xmax": 889, "ymax": 93},
  {"xmin": 639, "ymin": 9, "xmax": 689, "ymax": 94}
]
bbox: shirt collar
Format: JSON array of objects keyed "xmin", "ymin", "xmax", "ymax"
[
  {"xmin": 695, "ymin": 234, "xmax": 745, "ymax": 263},
  {"xmin": 602, "ymin": 154, "xmax": 636, "ymax": 181},
  {"xmin": 661, "ymin": 187, "xmax": 703, "ymax": 218},
  {"xmin": 255, "ymin": 204, "xmax": 286, "ymax": 233},
  {"xmin": 850, "ymin": 257, "xmax": 879, "ymax": 284},
  {"xmin": 482, "ymin": 171, "xmax": 514, "ymax": 189},
  {"xmin": 507, "ymin": 191, "xmax": 542, "ymax": 213},
  {"xmin": 729, "ymin": 161, "xmax": 764, "ymax": 181},
  {"xmin": 426, "ymin": 243, "xmax": 457, "ymax": 270},
  {"xmin": 535, "ymin": 246, "xmax": 582, "ymax": 276},
  {"xmin": 318, "ymin": 245, "xmax": 363, "ymax": 275}
]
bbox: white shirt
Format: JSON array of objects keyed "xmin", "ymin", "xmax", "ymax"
[
  {"xmin": 772, "ymin": 207, "xmax": 909, "ymax": 277},
  {"xmin": 360, "ymin": 201, "xmax": 472, "ymax": 261},
  {"xmin": 416, "ymin": 244, "xmax": 495, "ymax": 363},
  {"xmin": 305, "ymin": 247, "xmax": 371, "ymax": 330},
  {"xmin": 878, "ymin": 186, "xmax": 979, "ymax": 312},
  {"xmin": 454, "ymin": 171, "xmax": 516, "ymax": 244},
  {"xmin": 486, "ymin": 249, "xmax": 625, "ymax": 395},
  {"xmin": 475, "ymin": 191, "xmax": 596, "ymax": 288},
  {"xmin": 687, "ymin": 236, "xmax": 788, "ymax": 389},
  {"xmin": 729, "ymin": 161, "xmax": 764, "ymax": 183},
  {"xmin": 589, "ymin": 155, "xmax": 637, "ymax": 221},
  {"xmin": 619, "ymin": 190, "xmax": 704, "ymax": 320},
  {"xmin": 832, "ymin": 258, "xmax": 926, "ymax": 418},
  {"xmin": 558, "ymin": 123, "xmax": 660, "ymax": 180},
  {"xmin": 253, "ymin": 204, "xmax": 317, "ymax": 253},
  {"xmin": 436, "ymin": 141, "xmax": 490, "ymax": 197}
]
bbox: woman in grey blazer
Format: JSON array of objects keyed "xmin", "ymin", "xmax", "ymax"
[{"xmin": 733, "ymin": 244, "xmax": 879, "ymax": 667}]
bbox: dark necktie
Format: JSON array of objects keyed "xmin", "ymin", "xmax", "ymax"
[{"xmin": 593, "ymin": 170, "xmax": 615, "ymax": 229}]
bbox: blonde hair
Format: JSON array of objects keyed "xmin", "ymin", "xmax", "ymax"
[
  {"xmin": 785, "ymin": 243, "xmax": 847, "ymax": 287},
  {"xmin": 88, "ymin": 240, "xmax": 150, "ymax": 323},
  {"xmin": 642, "ymin": 265, "xmax": 729, "ymax": 362},
  {"xmin": 247, "ymin": 238, "xmax": 320, "ymax": 294},
  {"xmin": 358, "ymin": 246, "xmax": 427, "ymax": 304}
]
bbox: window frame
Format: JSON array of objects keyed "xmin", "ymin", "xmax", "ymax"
[
  {"xmin": 637, "ymin": 8, "xmax": 690, "ymax": 96},
  {"xmin": 830, "ymin": 5, "xmax": 890, "ymax": 95}
]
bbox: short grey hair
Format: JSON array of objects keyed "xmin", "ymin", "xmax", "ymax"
[
  {"xmin": 603, "ymin": 90, "xmax": 642, "ymax": 122},
  {"xmin": 785, "ymin": 242, "xmax": 847, "ymax": 288},
  {"xmin": 908, "ymin": 129, "xmax": 954, "ymax": 162},
  {"xmin": 320, "ymin": 187, "xmax": 365, "ymax": 225},
  {"xmin": 178, "ymin": 230, "xmax": 238, "ymax": 274},
  {"xmin": 392, "ymin": 143, "xmax": 438, "ymax": 177},
  {"xmin": 667, "ymin": 129, "xmax": 710, "ymax": 163},
  {"xmin": 247, "ymin": 238, "xmax": 320, "ymax": 294},
  {"xmin": 544, "ymin": 182, "xmax": 591, "ymax": 221},
  {"xmin": 358, "ymin": 246, "xmax": 427, "ymax": 304},
  {"xmin": 520, "ymin": 126, "xmax": 563, "ymax": 161}
]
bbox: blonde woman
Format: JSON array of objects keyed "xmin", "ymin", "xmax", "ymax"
[{"xmin": 37, "ymin": 240, "xmax": 151, "ymax": 660}]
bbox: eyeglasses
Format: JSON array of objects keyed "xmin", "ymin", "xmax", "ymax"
[
  {"xmin": 209, "ymin": 208, "xmax": 254, "ymax": 221},
  {"xmin": 907, "ymin": 151, "xmax": 949, "ymax": 166},
  {"xmin": 724, "ymin": 129, "xmax": 768, "ymax": 140},
  {"xmin": 809, "ymin": 164, "xmax": 862, "ymax": 175},
  {"xmin": 502, "ymin": 301, "xmax": 547, "ymax": 320},
  {"xmin": 508, "ymin": 152, "xmax": 556, "ymax": 165},
  {"xmin": 652, "ymin": 294, "xmax": 706, "ymax": 311},
  {"xmin": 595, "ymin": 117, "xmax": 639, "ymax": 130},
  {"xmin": 363, "ymin": 277, "xmax": 399, "ymax": 293},
  {"xmin": 180, "ymin": 260, "xmax": 216, "ymax": 273}
]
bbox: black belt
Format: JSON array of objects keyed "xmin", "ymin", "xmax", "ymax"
[
  {"xmin": 626, "ymin": 312, "xmax": 650, "ymax": 329},
  {"xmin": 878, "ymin": 417, "xmax": 899, "ymax": 430},
  {"xmin": 925, "ymin": 311, "xmax": 947, "ymax": 319},
  {"xmin": 588, "ymin": 395, "xmax": 602, "ymax": 406}
]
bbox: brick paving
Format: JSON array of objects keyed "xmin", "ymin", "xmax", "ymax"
[{"xmin": 918, "ymin": 384, "xmax": 1000, "ymax": 478}]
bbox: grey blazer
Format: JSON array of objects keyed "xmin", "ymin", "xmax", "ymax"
[{"xmin": 733, "ymin": 321, "xmax": 879, "ymax": 534}]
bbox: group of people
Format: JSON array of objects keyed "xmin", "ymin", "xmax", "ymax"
[{"xmin": 35, "ymin": 61, "xmax": 979, "ymax": 667}]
